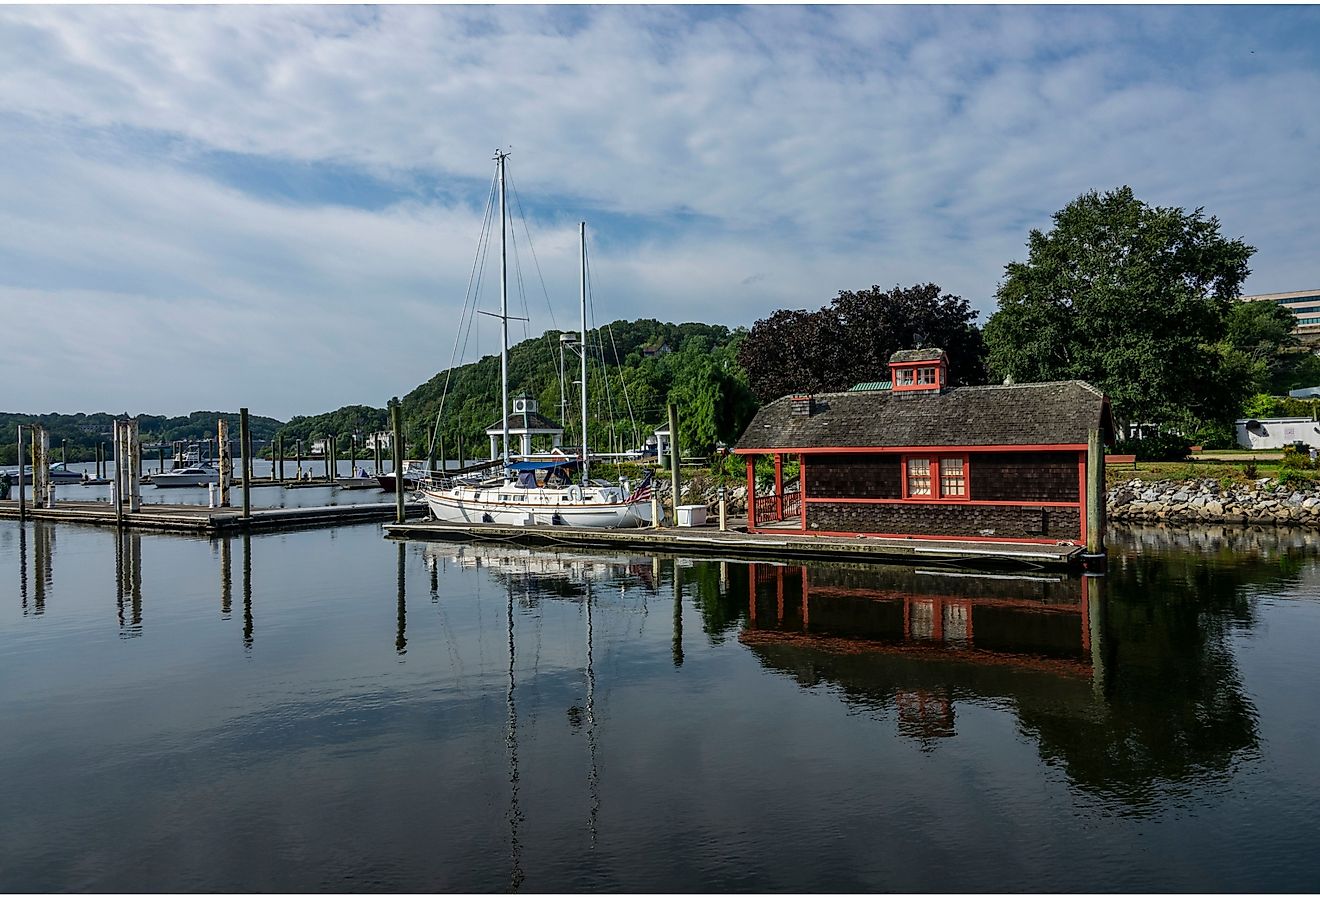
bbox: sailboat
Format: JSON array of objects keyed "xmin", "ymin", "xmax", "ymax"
[{"xmin": 420, "ymin": 152, "xmax": 653, "ymax": 529}]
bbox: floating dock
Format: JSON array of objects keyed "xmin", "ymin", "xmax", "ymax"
[
  {"xmin": 384, "ymin": 519, "xmax": 1085, "ymax": 569},
  {"xmin": 0, "ymin": 499, "xmax": 427, "ymax": 534}
]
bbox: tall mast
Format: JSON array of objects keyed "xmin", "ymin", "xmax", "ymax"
[
  {"xmin": 580, "ymin": 221, "xmax": 589, "ymax": 481},
  {"xmin": 498, "ymin": 151, "xmax": 510, "ymax": 471}
]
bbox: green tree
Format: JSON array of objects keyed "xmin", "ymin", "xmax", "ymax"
[
  {"xmin": 983, "ymin": 187, "xmax": 1254, "ymax": 431},
  {"xmin": 739, "ymin": 283, "xmax": 985, "ymax": 402}
]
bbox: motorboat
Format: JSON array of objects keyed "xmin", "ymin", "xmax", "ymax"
[{"xmin": 152, "ymin": 464, "xmax": 221, "ymax": 488}]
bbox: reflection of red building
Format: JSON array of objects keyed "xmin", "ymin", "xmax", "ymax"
[
  {"xmin": 744, "ymin": 561, "xmax": 1095, "ymax": 678},
  {"xmin": 734, "ymin": 348, "xmax": 1112, "ymax": 545}
]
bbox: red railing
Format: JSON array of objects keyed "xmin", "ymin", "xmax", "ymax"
[{"xmin": 753, "ymin": 488, "xmax": 801, "ymax": 525}]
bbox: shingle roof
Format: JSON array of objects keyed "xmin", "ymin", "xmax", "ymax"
[
  {"xmin": 734, "ymin": 381, "xmax": 1110, "ymax": 451},
  {"xmin": 889, "ymin": 348, "xmax": 947, "ymax": 364}
]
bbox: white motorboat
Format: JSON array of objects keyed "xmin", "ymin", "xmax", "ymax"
[
  {"xmin": 420, "ymin": 153, "xmax": 653, "ymax": 529},
  {"xmin": 152, "ymin": 464, "xmax": 221, "ymax": 488}
]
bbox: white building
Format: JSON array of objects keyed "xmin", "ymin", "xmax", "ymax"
[{"xmin": 1235, "ymin": 416, "xmax": 1320, "ymax": 450}]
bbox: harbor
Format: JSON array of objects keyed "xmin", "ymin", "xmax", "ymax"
[{"xmin": 2, "ymin": 518, "xmax": 1316, "ymax": 891}]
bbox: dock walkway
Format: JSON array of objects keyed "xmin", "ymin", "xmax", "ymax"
[
  {"xmin": 385, "ymin": 520, "xmax": 1084, "ymax": 569},
  {"xmin": 0, "ymin": 499, "xmax": 427, "ymax": 534}
]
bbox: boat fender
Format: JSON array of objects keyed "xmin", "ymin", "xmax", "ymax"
[{"xmin": 567, "ymin": 484, "xmax": 583, "ymax": 503}]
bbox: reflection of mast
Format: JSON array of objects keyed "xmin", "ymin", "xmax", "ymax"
[
  {"xmin": 506, "ymin": 581, "xmax": 524, "ymax": 891},
  {"xmin": 585, "ymin": 581, "xmax": 600, "ymax": 847},
  {"xmin": 396, "ymin": 542, "xmax": 408, "ymax": 656}
]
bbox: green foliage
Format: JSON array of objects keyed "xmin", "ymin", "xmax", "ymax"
[
  {"xmin": 1112, "ymin": 432, "xmax": 1192, "ymax": 461},
  {"xmin": 1269, "ymin": 350, "xmax": 1320, "ymax": 395},
  {"xmin": 398, "ymin": 319, "xmax": 757, "ymax": 461},
  {"xmin": 1279, "ymin": 445, "xmax": 1314, "ymax": 470},
  {"xmin": 1274, "ymin": 467, "xmax": 1317, "ymax": 487},
  {"xmin": 983, "ymin": 186, "xmax": 1254, "ymax": 430},
  {"xmin": 276, "ymin": 405, "xmax": 390, "ymax": 451},
  {"xmin": 738, "ymin": 283, "xmax": 986, "ymax": 402},
  {"xmin": 1241, "ymin": 393, "xmax": 1319, "ymax": 419},
  {"xmin": 1226, "ymin": 300, "xmax": 1298, "ymax": 394}
]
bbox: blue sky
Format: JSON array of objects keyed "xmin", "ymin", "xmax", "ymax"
[{"xmin": 2, "ymin": 5, "xmax": 1318, "ymax": 419}]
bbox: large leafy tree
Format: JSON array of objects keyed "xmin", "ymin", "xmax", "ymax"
[
  {"xmin": 983, "ymin": 187, "xmax": 1254, "ymax": 429},
  {"xmin": 738, "ymin": 283, "xmax": 986, "ymax": 402}
]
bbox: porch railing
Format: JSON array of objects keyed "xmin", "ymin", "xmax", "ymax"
[{"xmin": 753, "ymin": 486, "xmax": 801, "ymax": 526}]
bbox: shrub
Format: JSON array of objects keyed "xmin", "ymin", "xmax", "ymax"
[
  {"xmin": 1280, "ymin": 445, "xmax": 1314, "ymax": 470},
  {"xmin": 1112, "ymin": 432, "xmax": 1192, "ymax": 461}
]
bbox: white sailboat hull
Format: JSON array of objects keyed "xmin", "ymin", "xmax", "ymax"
[{"xmin": 421, "ymin": 485, "xmax": 651, "ymax": 529}]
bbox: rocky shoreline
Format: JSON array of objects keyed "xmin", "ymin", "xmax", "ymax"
[{"xmin": 1109, "ymin": 478, "xmax": 1320, "ymax": 526}]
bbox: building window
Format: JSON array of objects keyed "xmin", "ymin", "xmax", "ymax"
[
  {"xmin": 904, "ymin": 454, "xmax": 970, "ymax": 500},
  {"xmin": 907, "ymin": 458, "xmax": 932, "ymax": 496},
  {"xmin": 917, "ymin": 367, "xmax": 937, "ymax": 385},
  {"xmin": 939, "ymin": 457, "xmax": 966, "ymax": 496},
  {"xmin": 895, "ymin": 368, "xmax": 915, "ymax": 386}
]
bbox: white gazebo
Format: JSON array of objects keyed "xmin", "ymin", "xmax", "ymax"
[{"xmin": 486, "ymin": 396, "xmax": 565, "ymax": 459}]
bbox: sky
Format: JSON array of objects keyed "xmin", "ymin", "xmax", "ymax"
[{"xmin": 2, "ymin": 4, "xmax": 1318, "ymax": 421}]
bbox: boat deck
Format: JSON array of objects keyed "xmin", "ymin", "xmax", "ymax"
[
  {"xmin": 384, "ymin": 519, "xmax": 1085, "ymax": 569},
  {"xmin": 0, "ymin": 499, "xmax": 426, "ymax": 534}
]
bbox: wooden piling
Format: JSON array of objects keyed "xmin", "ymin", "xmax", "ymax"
[
  {"xmin": 158, "ymin": 446, "xmax": 165, "ymax": 474},
  {"xmin": 239, "ymin": 408, "xmax": 251, "ymax": 518},
  {"xmin": 277, "ymin": 435, "xmax": 284, "ymax": 482},
  {"xmin": 296, "ymin": 439, "xmax": 303, "ymax": 480},
  {"xmin": 1085, "ymin": 426, "xmax": 1106, "ymax": 560},
  {"xmin": 374, "ymin": 438, "xmax": 382, "ymax": 476},
  {"xmin": 667, "ymin": 403, "xmax": 680, "ymax": 527},
  {"xmin": 218, "ymin": 418, "xmax": 231, "ymax": 508},
  {"xmin": 350, "ymin": 433, "xmax": 357, "ymax": 478},
  {"xmin": 113, "ymin": 421, "xmax": 123, "ymax": 529},
  {"xmin": 391, "ymin": 405, "xmax": 405, "ymax": 525}
]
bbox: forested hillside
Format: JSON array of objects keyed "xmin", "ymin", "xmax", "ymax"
[
  {"xmin": 396, "ymin": 319, "xmax": 758, "ymax": 460},
  {"xmin": 0, "ymin": 410, "xmax": 282, "ymax": 465}
]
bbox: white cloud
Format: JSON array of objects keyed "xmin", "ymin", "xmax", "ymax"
[{"xmin": 0, "ymin": 5, "xmax": 1316, "ymax": 417}]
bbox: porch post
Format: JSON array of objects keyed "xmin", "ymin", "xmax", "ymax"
[
  {"xmin": 746, "ymin": 455, "xmax": 756, "ymax": 530},
  {"xmin": 774, "ymin": 453, "xmax": 783, "ymax": 520}
]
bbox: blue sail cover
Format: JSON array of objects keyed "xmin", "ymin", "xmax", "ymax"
[{"xmin": 506, "ymin": 460, "xmax": 578, "ymax": 472}]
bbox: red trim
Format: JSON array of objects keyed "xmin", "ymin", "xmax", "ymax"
[
  {"xmin": 734, "ymin": 443, "xmax": 1088, "ymax": 455},
  {"xmin": 803, "ymin": 529, "xmax": 1076, "ymax": 546},
  {"xmin": 746, "ymin": 456, "xmax": 756, "ymax": 530},
  {"xmin": 804, "ymin": 497, "xmax": 1081, "ymax": 508},
  {"xmin": 774, "ymin": 454, "xmax": 783, "ymax": 520},
  {"xmin": 901, "ymin": 452, "xmax": 970, "ymax": 501},
  {"xmin": 799, "ymin": 453, "xmax": 807, "ymax": 531}
]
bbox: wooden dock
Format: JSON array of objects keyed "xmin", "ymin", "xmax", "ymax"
[
  {"xmin": 384, "ymin": 519, "xmax": 1085, "ymax": 569},
  {"xmin": 0, "ymin": 499, "xmax": 427, "ymax": 534}
]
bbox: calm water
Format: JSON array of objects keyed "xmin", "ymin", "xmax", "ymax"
[{"xmin": 2, "ymin": 522, "xmax": 1318, "ymax": 892}]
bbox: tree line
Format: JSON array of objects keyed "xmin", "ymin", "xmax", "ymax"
[{"xmin": 738, "ymin": 186, "xmax": 1306, "ymax": 449}]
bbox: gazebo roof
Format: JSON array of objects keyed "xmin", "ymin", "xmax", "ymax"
[{"xmin": 485, "ymin": 410, "xmax": 564, "ymax": 435}]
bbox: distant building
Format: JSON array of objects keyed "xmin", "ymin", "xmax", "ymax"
[
  {"xmin": 364, "ymin": 431, "xmax": 393, "ymax": 451},
  {"xmin": 641, "ymin": 340, "xmax": 671, "ymax": 358},
  {"xmin": 486, "ymin": 396, "xmax": 565, "ymax": 459},
  {"xmin": 1236, "ymin": 416, "xmax": 1320, "ymax": 450},
  {"xmin": 1237, "ymin": 289, "xmax": 1320, "ymax": 342}
]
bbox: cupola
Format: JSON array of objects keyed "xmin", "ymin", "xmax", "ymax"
[
  {"xmin": 511, "ymin": 395, "xmax": 538, "ymax": 414},
  {"xmin": 888, "ymin": 348, "xmax": 948, "ymax": 394}
]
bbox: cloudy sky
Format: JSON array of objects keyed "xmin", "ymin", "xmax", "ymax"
[{"xmin": 3, "ymin": 4, "xmax": 1318, "ymax": 420}]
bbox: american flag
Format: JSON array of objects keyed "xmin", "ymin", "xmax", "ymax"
[{"xmin": 627, "ymin": 471, "xmax": 655, "ymax": 504}]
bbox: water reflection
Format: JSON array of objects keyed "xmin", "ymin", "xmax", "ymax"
[
  {"xmin": 114, "ymin": 531, "xmax": 142, "ymax": 637},
  {"xmin": 736, "ymin": 553, "xmax": 1262, "ymax": 809},
  {"xmin": 395, "ymin": 541, "xmax": 407, "ymax": 657}
]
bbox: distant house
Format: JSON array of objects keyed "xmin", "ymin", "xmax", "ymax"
[
  {"xmin": 1236, "ymin": 416, "xmax": 1320, "ymax": 450},
  {"xmin": 641, "ymin": 340, "xmax": 671, "ymax": 358},
  {"xmin": 733, "ymin": 348, "xmax": 1113, "ymax": 545},
  {"xmin": 364, "ymin": 431, "xmax": 393, "ymax": 451}
]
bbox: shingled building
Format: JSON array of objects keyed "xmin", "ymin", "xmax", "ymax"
[{"xmin": 733, "ymin": 349, "xmax": 1112, "ymax": 548}]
